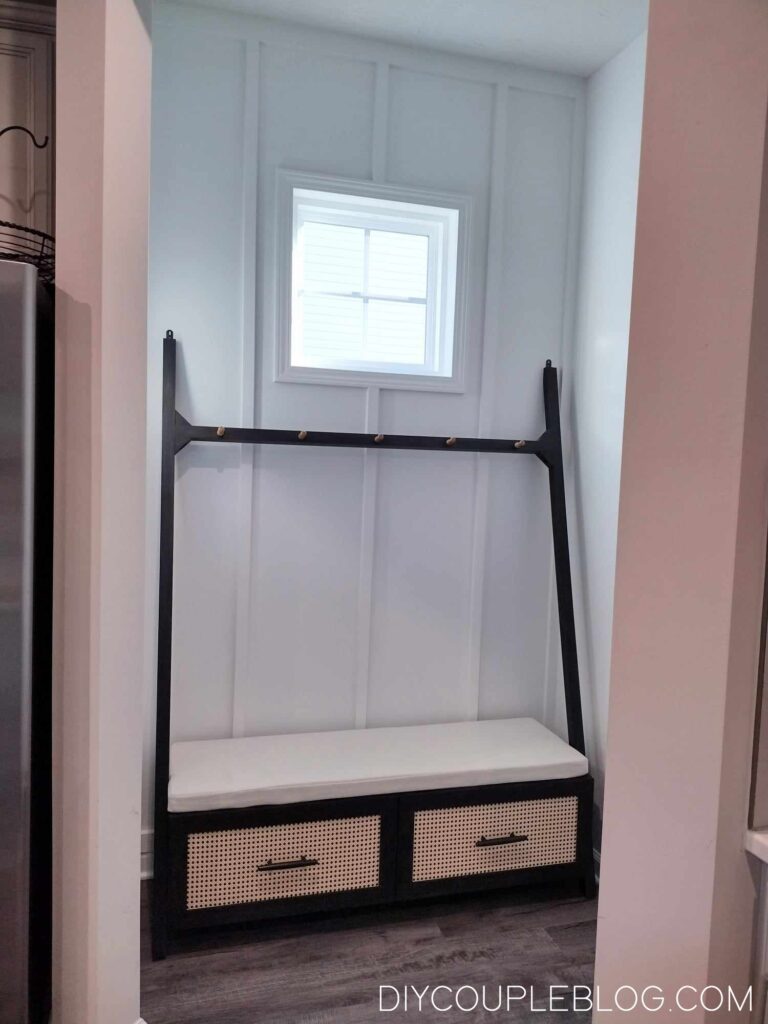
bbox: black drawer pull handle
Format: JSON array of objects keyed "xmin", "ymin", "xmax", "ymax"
[
  {"xmin": 475, "ymin": 832, "xmax": 528, "ymax": 848},
  {"xmin": 256, "ymin": 856, "xmax": 319, "ymax": 872}
]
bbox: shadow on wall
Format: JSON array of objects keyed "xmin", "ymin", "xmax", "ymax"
[{"xmin": 569, "ymin": 31, "xmax": 646, "ymax": 828}]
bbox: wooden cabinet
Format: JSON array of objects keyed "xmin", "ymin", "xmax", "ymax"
[{"xmin": 0, "ymin": 4, "xmax": 54, "ymax": 235}]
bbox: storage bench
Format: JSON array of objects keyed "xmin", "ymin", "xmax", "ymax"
[{"xmin": 157, "ymin": 719, "xmax": 595, "ymax": 945}]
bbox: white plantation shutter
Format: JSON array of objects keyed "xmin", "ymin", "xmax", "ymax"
[
  {"xmin": 368, "ymin": 229, "xmax": 428, "ymax": 299},
  {"xmin": 289, "ymin": 186, "xmax": 460, "ymax": 382},
  {"xmin": 367, "ymin": 231, "xmax": 428, "ymax": 365},
  {"xmin": 297, "ymin": 220, "xmax": 429, "ymax": 367}
]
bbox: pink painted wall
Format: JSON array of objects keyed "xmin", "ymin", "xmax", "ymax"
[
  {"xmin": 594, "ymin": 1, "xmax": 768, "ymax": 1018},
  {"xmin": 55, "ymin": 0, "xmax": 151, "ymax": 1020}
]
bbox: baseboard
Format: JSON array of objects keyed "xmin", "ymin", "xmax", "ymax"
[{"xmin": 141, "ymin": 828, "xmax": 153, "ymax": 880}]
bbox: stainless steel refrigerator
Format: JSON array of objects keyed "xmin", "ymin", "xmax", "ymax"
[{"xmin": 0, "ymin": 260, "xmax": 52, "ymax": 1024}]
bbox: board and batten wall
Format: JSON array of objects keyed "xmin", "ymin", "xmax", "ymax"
[{"xmin": 143, "ymin": 2, "xmax": 588, "ymax": 867}]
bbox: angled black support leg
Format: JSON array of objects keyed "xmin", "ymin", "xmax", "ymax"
[
  {"xmin": 151, "ymin": 331, "xmax": 178, "ymax": 960},
  {"xmin": 540, "ymin": 360, "xmax": 586, "ymax": 755}
]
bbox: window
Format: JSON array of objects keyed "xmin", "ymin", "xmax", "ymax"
[{"xmin": 277, "ymin": 173, "xmax": 468, "ymax": 391}]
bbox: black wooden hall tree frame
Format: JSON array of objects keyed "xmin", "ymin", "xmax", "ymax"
[{"xmin": 152, "ymin": 330, "xmax": 592, "ymax": 958}]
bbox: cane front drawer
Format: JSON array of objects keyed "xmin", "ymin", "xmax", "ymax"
[
  {"xmin": 410, "ymin": 795, "xmax": 579, "ymax": 883},
  {"xmin": 186, "ymin": 813, "xmax": 381, "ymax": 910}
]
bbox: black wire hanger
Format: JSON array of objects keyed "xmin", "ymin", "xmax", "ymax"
[{"xmin": 0, "ymin": 125, "xmax": 49, "ymax": 149}]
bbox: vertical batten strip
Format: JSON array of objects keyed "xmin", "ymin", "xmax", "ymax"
[
  {"xmin": 232, "ymin": 39, "xmax": 261, "ymax": 738},
  {"xmin": 371, "ymin": 61, "xmax": 390, "ymax": 184},
  {"xmin": 353, "ymin": 59, "xmax": 389, "ymax": 727},
  {"xmin": 465, "ymin": 81, "xmax": 508, "ymax": 721},
  {"xmin": 354, "ymin": 386, "xmax": 381, "ymax": 728}
]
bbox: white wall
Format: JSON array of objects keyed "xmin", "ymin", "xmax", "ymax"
[
  {"xmin": 144, "ymin": 3, "xmax": 586, "ymax": 857},
  {"xmin": 571, "ymin": 33, "xmax": 646, "ymax": 821}
]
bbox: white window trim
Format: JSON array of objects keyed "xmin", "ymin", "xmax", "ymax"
[{"xmin": 275, "ymin": 170, "xmax": 471, "ymax": 393}]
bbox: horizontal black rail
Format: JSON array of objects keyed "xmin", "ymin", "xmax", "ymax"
[{"xmin": 174, "ymin": 412, "xmax": 555, "ymax": 463}]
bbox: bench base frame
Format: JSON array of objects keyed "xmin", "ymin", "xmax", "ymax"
[{"xmin": 152, "ymin": 774, "xmax": 595, "ymax": 957}]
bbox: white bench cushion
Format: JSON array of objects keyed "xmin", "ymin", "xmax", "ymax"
[{"xmin": 168, "ymin": 718, "xmax": 588, "ymax": 812}]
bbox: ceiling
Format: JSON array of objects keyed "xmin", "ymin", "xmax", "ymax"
[{"xmin": 182, "ymin": 0, "xmax": 648, "ymax": 77}]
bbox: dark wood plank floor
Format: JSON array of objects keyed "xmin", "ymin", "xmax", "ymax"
[{"xmin": 141, "ymin": 882, "xmax": 597, "ymax": 1024}]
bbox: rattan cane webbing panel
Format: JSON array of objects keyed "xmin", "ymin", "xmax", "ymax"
[
  {"xmin": 187, "ymin": 815, "xmax": 381, "ymax": 910},
  {"xmin": 412, "ymin": 796, "xmax": 578, "ymax": 882}
]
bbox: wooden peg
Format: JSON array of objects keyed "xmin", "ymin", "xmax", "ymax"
[
  {"xmin": 446, "ymin": 436, "xmax": 457, "ymax": 447},
  {"xmin": 298, "ymin": 430, "xmax": 308, "ymax": 440},
  {"xmin": 514, "ymin": 439, "xmax": 526, "ymax": 449},
  {"xmin": 216, "ymin": 426, "xmax": 226, "ymax": 437},
  {"xmin": 374, "ymin": 433, "xmax": 384, "ymax": 443}
]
